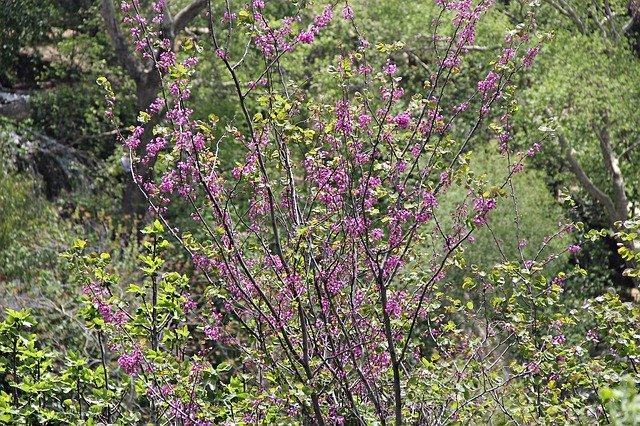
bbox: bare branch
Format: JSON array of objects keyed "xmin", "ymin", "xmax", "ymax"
[
  {"xmin": 173, "ymin": 0, "xmax": 207, "ymax": 35},
  {"xmin": 623, "ymin": 17, "xmax": 635, "ymax": 33},
  {"xmin": 558, "ymin": 133, "xmax": 619, "ymax": 223},
  {"xmin": 546, "ymin": 0, "xmax": 586, "ymax": 34},
  {"xmin": 597, "ymin": 125, "xmax": 629, "ymax": 221},
  {"xmin": 620, "ymin": 135, "xmax": 640, "ymax": 159}
]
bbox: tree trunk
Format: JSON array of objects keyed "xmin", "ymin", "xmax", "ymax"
[
  {"xmin": 100, "ymin": 0, "xmax": 206, "ymax": 218},
  {"xmin": 121, "ymin": 75, "xmax": 162, "ymax": 218}
]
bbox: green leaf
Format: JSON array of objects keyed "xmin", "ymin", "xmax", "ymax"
[{"xmin": 216, "ymin": 361, "xmax": 232, "ymax": 373}]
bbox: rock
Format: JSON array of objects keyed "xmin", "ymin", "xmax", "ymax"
[{"xmin": 0, "ymin": 90, "xmax": 31, "ymax": 120}]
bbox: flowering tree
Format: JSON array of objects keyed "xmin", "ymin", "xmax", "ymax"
[
  {"xmin": 101, "ymin": 0, "xmax": 207, "ymax": 215},
  {"xmin": 3, "ymin": 1, "xmax": 639, "ymax": 425}
]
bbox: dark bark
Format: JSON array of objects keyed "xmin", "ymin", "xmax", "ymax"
[
  {"xmin": 100, "ymin": 0, "xmax": 206, "ymax": 218},
  {"xmin": 121, "ymin": 74, "xmax": 163, "ymax": 218},
  {"xmin": 627, "ymin": 0, "xmax": 640, "ymax": 53}
]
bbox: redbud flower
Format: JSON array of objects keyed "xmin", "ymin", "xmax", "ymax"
[
  {"xmin": 477, "ymin": 70, "xmax": 499, "ymax": 93},
  {"xmin": 472, "ymin": 196, "xmax": 496, "ymax": 226},
  {"xmin": 370, "ymin": 228, "xmax": 384, "ymax": 240},
  {"xmin": 118, "ymin": 349, "xmax": 143, "ymax": 375},
  {"xmin": 358, "ymin": 114, "xmax": 371, "ymax": 128},
  {"xmin": 152, "ymin": 0, "xmax": 164, "ymax": 14},
  {"xmin": 222, "ymin": 11, "xmax": 237, "ymax": 23},
  {"xmin": 394, "ymin": 111, "xmax": 411, "ymax": 129},
  {"xmin": 523, "ymin": 46, "xmax": 540, "ymax": 68},
  {"xmin": 314, "ymin": 5, "xmax": 333, "ymax": 28},
  {"xmin": 342, "ymin": 5, "xmax": 354, "ymax": 20},
  {"xmin": 382, "ymin": 59, "xmax": 397, "ymax": 75},
  {"xmin": 297, "ymin": 30, "xmax": 315, "ymax": 44}
]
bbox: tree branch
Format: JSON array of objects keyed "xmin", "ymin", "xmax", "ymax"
[
  {"xmin": 546, "ymin": 0, "xmax": 586, "ymax": 34},
  {"xmin": 558, "ymin": 133, "xmax": 619, "ymax": 223},
  {"xmin": 597, "ymin": 124, "xmax": 629, "ymax": 221},
  {"xmin": 172, "ymin": 0, "xmax": 207, "ymax": 35},
  {"xmin": 100, "ymin": 0, "xmax": 143, "ymax": 82},
  {"xmin": 620, "ymin": 135, "xmax": 640, "ymax": 159}
]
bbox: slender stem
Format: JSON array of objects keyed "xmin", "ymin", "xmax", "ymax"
[
  {"xmin": 98, "ymin": 331, "xmax": 111, "ymax": 423},
  {"xmin": 12, "ymin": 337, "xmax": 18, "ymax": 409}
]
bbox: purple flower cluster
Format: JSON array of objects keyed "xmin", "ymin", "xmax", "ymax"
[
  {"xmin": 472, "ymin": 196, "xmax": 496, "ymax": 226},
  {"xmin": 527, "ymin": 142, "xmax": 542, "ymax": 157},
  {"xmin": 297, "ymin": 30, "xmax": 315, "ymax": 44},
  {"xmin": 477, "ymin": 70, "xmax": 499, "ymax": 93},
  {"xmin": 118, "ymin": 348, "xmax": 142, "ymax": 375},
  {"xmin": 335, "ymin": 100, "xmax": 353, "ymax": 134},
  {"xmin": 342, "ymin": 5, "xmax": 354, "ymax": 20},
  {"xmin": 523, "ymin": 46, "xmax": 540, "ymax": 68},
  {"xmin": 394, "ymin": 111, "xmax": 411, "ymax": 129},
  {"xmin": 382, "ymin": 59, "xmax": 397, "ymax": 75}
]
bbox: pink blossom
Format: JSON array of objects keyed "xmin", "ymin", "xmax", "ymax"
[
  {"xmin": 342, "ymin": 5, "xmax": 354, "ymax": 20},
  {"xmin": 472, "ymin": 196, "xmax": 496, "ymax": 226},
  {"xmin": 204, "ymin": 324, "xmax": 221, "ymax": 341},
  {"xmin": 370, "ymin": 228, "xmax": 384, "ymax": 240},
  {"xmin": 523, "ymin": 46, "xmax": 540, "ymax": 68},
  {"xmin": 358, "ymin": 114, "xmax": 371, "ymax": 128},
  {"xmin": 382, "ymin": 60, "xmax": 397, "ymax": 75},
  {"xmin": 118, "ymin": 349, "xmax": 143, "ymax": 375},
  {"xmin": 314, "ymin": 5, "xmax": 333, "ymax": 28},
  {"xmin": 335, "ymin": 100, "xmax": 352, "ymax": 134},
  {"xmin": 297, "ymin": 30, "xmax": 315, "ymax": 44},
  {"xmin": 394, "ymin": 111, "xmax": 411, "ymax": 129},
  {"xmin": 477, "ymin": 70, "xmax": 499, "ymax": 93},
  {"xmin": 181, "ymin": 293, "xmax": 198, "ymax": 314},
  {"xmin": 152, "ymin": 0, "xmax": 164, "ymax": 13}
]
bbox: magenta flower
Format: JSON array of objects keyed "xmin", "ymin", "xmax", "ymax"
[
  {"xmin": 118, "ymin": 349, "xmax": 143, "ymax": 375},
  {"xmin": 313, "ymin": 5, "xmax": 333, "ymax": 28},
  {"xmin": 382, "ymin": 60, "xmax": 397, "ymax": 75},
  {"xmin": 394, "ymin": 111, "xmax": 411, "ymax": 129},
  {"xmin": 335, "ymin": 100, "xmax": 352, "ymax": 134},
  {"xmin": 477, "ymin": 70, "xmax": 499, "ymax": 93},
  {"xmin": 297, "ymin": 30, "xmax": 315, "ymax": 44},
  {"xmin": 472, "ymin": 196, "xmax": 496, "ymax": 226},
  {"xmin": 523, "ymin": 46, "xmax": 540, "ymax": 68},
  {"xmin": 358, "ymin": 113, "xmax": 371, "ymax": 128},
  {"xmin": 342, "ymin": 5, "xmax": 354, "ymax": 20}
]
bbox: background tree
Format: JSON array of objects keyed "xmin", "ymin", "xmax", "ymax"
[
  {"xmin": 512, "ymin": 0, "xmax": 640, "ymax": 292},
  {"xmin": 100, "ymin": 0, "xmax": 207, "ymax": 216}
]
